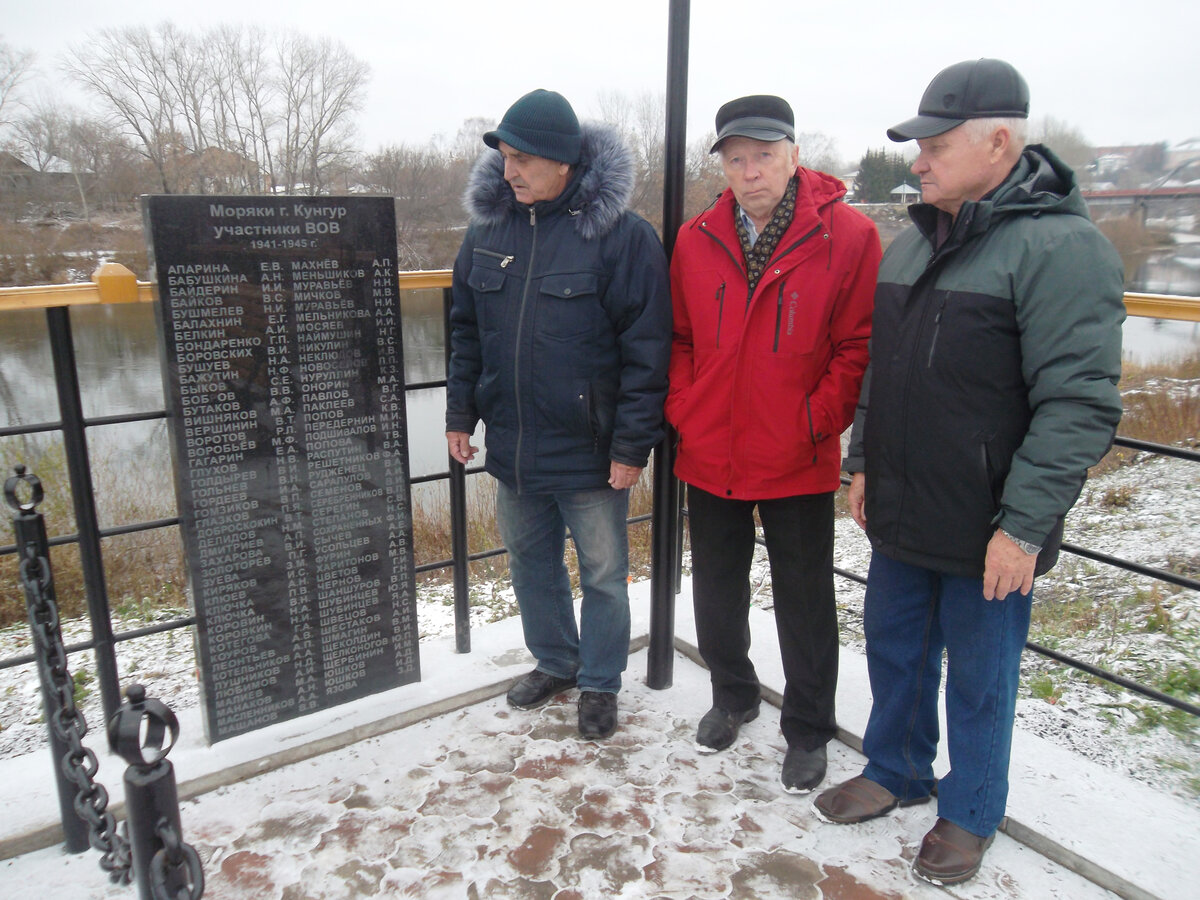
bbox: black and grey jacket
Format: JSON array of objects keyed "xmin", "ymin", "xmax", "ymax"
[
  {"xmin": 446, "ymin": 123, "xmax": 671, "ymax": 494},
  {"xmin": 846, "ymin": 144, "xmax": 1125, "ymax": 577}
]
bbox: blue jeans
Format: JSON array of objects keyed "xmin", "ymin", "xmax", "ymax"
[
  {"xmin": 860, "ymin": 550, "xmax": 1033, "ymax": 837},
  {"xmin": 495, "ymin": 481, "xmax": 631, "ymax": 693}
]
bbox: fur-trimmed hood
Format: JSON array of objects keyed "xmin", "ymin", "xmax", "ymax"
[{"xmin": 463, "ymin": 122, "xmax": 635, "ymax": 241}]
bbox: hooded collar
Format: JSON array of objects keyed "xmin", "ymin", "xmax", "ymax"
[
  {"xmin": 464, "ymin": 122, "xmax": 636, "ymax": 241},
  {"xmin": 698, "ymin": 166, "xmax": 847, "ymax": 244},
  {"xmin": 909, "ymin": 144, "xmax": 1089, "ymax": 245}
]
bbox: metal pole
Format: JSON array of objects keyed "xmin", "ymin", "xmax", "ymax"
[
  {"xmin": 443, "ymin": 287, "xmax": 471, "ymax": 653},
  {"xmin": 647, "ymin": 0, "xmax": 690, "ymax": 690},
  {"xmin": 46, "ymin": 306, "xmax": 122, "ymax": 723}
]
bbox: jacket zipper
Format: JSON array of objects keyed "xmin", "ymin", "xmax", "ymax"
[
  {"xmin": 805, "ymin": 393, "xmax": 819, "ymax": 464},
  {"xmin": 476, "ymin": 248, "xmax": 514, "ymax": 268},
  {"xmin": 513, "ymin": 208, "xmax": 538, "ymax": 493},
  {"xmin": 773, "ymin": 223, "xmax": 824, "ymax": 262},
  {"xmin": 715, "ymin": 283, "xmax": 726, "ymax": 348},
  {"xmin": 700, "ymin": 220, "xmax": 821, "ymax": 351},
  {"xmin": 926, "ymin": 295, "xmax": 947, "ymax": 367},
  {"xmin": 773, "ymin": 280, "xmax": 787, "ymax": 352}
]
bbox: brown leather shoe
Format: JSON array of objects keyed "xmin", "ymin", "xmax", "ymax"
[
  {"xmin": 913, "ymin": 818, "xmax": 995, "ymax": 885},
  {"xmin": 812, "ymin": 775, "xmax": 931, "ymax": 824}
]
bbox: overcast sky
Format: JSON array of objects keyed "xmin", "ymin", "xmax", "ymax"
[{"xmin": 4, "ymin": 0, "xmax": 1197, "ymax": 166}]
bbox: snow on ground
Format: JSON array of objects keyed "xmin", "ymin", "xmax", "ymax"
[{"xmin": 0, "ymin": 452, "xmax": 1197, "ymax": 811}]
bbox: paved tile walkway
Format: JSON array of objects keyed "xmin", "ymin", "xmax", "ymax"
[
  {"xmin": 3, "ymin": 648, "xmax": 1121, "ymax": 899},
  {"xmin": 6, "ymin": 586, "xmax": 1196, "ymax": 899}
]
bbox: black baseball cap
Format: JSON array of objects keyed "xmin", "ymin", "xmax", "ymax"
[
  {"xmin": 887, "ymin": 58, "xmax": 1030, "ymax": 142},
  {"xmin": 710, "ymin": 95, "xmax": 795, "ymax": 153}
]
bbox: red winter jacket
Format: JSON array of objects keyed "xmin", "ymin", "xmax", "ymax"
[{"xmin": 667, "ymin": 168, "xmax": 880, "ymax": 500}]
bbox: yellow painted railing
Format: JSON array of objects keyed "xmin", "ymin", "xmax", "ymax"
[
  {"xmin": 1, "ymin": 264, "xmax": 1198, "ymax": 321},
  {"xmin": 0, "ymin": 265, "xmax": 454, "ymax": 311}
]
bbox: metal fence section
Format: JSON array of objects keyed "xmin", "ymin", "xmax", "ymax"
[{"xmin": 2, "ymin": 267, "xmax": 1199, "ymax": 729}]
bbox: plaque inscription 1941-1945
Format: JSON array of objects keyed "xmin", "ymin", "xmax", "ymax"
[{"xmin": 144, "ymin": 195, "xmax": 418, "ymax": 743}]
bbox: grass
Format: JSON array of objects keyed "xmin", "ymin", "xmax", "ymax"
[
  {"xmin": 0, "ymin": 218, "xmax": 149, "ymax": 288},
  {"xmin": 1092, "ymin": 349, "xmax": 1200, "ymax": 476},
  {"xmin": 1, "ymin": 432, "xmax": 185, "ymax": 630},
  {"xmin": 1014, "ymin": 351, "xmax": 1200, "ymax": 748}
]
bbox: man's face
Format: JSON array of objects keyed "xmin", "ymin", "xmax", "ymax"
[
  {"xmin": 911, "ymin": 124, "xmax": 1006, "ymax": 218},
  {"xmin": 498, "ymin": 142, "xmax": 571, "ymax": 204},
  {"xmin": 718, "ymin": 137, "xmax": 799, "ymax": 228}
]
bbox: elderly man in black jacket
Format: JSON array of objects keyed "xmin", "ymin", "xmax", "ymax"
[{"xmin": 814, "ymin": 59, "xmax": 1124, "ymax": 885}]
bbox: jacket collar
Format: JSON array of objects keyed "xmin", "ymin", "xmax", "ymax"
[
  {"xmin": 698, "ymin": 166, "xmax": 845, "ymax": 244},
  {"xmin": 464, "ymin": 122, "xmax": 636, "ymax": 240},
  {"xmin": 909, "ymin": 144, "xmax": 1088, "ymax": 247}
]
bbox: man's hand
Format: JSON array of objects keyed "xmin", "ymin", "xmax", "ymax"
[
  {"xmin": 847, "ymin": 472, "xmax": 867, "ymax": 530},
  {"xmin": 446, "ymin": 431, "xmax": 478, "ymax": 465},
  {"xmin": 609, "ymin": 462, "xmax": 643, "ymax": 490},
  {"xmin": 983, "ymin": 529, "xmax": 1037, "ymax": 601}
]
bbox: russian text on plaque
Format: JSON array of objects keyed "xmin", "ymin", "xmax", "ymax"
[{"xmin": 145, "ymin": 195, "xmax": 418, "ymax": 742}]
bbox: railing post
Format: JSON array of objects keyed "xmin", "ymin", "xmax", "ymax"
[
  {"xmin": 647, "ymin": 0, "xmax": 691, "ymax": 690},
  {"xmin": 46, "ymin": 306, "xmax": 122, "ymax": 723},
  {"xmin": 443, "ymin": 287, "xmax": 471, "ymax": 653},
  {"xmin": 108, "ymin": 684, "xmax": 204, "ymax": 900}
]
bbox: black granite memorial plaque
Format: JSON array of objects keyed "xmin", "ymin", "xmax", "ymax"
[{"xmin": 144, "ymin": 195, "xmax": 418, "ymax": 743}]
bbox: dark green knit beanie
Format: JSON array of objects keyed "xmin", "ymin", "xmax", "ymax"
[{"xmin": 483, "ymin": 89, "xmax": 582, "ymax": 165}]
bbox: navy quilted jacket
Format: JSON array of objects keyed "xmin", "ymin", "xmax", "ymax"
[{"xmin": 446, "ymin": 123, "xmax": 671, "ymax": 494}]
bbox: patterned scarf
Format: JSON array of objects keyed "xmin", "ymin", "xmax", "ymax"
[{"xmin": 735, "ymin": 175, "xmax": 799, "ymax": 296}]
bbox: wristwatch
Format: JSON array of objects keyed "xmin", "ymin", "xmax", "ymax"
[{"xmin": 999, "ymin": 528, "xmax": 1041, "ymax": 556}]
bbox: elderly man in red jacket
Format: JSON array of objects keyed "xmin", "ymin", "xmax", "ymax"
[{"xmin": 668, "ymin": 95, "xmax": 880, "ymax": 792}]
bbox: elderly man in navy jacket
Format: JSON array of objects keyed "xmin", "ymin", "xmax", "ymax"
[{"xmin": 446, "ymin": 89, "xmax": 671, "ymax": 741}]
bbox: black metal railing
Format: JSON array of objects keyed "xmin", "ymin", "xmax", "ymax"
[
  {"xmin": 0, "ymin": 275, "xmax": 478, "ymax": 727},
  {"xmin": 2, "ymin": 272, "xmax": 1199, "ymax": 730},
  {"xmin": 820, "ymin": 434, "xmax": 1200, "ymax": 720}
]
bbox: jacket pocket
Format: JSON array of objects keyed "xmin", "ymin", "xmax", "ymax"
[
  {"xmin": 468, "ymin": 260, "xmax": 508, "ymax": 335},
  {"xmin": 538, "ymin": 272, "xmax": 600, "ymax": 341}
]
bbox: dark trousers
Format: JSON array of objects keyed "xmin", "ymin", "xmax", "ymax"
[{"xmin": 688, "ymin": 484, "xmax": 839, "ymax": 751}]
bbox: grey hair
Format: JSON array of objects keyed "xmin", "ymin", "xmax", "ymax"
[{"xmin": 962, "ymin": 117, "xmax": 1027, "ymax": 148}]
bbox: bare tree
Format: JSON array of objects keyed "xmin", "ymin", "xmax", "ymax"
[
  {"xmin": 795, "ymin": 131, "xmax": 843, "ymax": 175},
  {"xmin": 64, "ymin": 25, "xmax": 185, "ymax": 192},
  {"xmin": 449, "ymin": 116, "xmax": 493, "ymax": 163},
  {"xmin": 208, "ymin": 26, "xmax": 277, "ymax": 192},
  {"xmin": 595, "ymin": 90, "xmax": 666, "ymax": 227},
  {"xmin": 10, "ymin": 100, "xmax": 67, "ymax": 171},
  {"xmin": 0, "ymin": 37, "xmax": 34, "ymax": 127},
  {"xmin": 65, "ymin": 24, "xmax": 369, "ymax": 195},
  {"xmin": 684, "ymin": 132, "xmax": 725, "ymax": 218},
  {"xmin": 1031, "ymin": 116, "xmax": 1094, "ymax": 175},
  {"xmin": 274, "ymin": 33, "xmax": 369, "ymax": 193},
  {"xmin": 362, "ymin": 142, "xmax": 470, "ymax": 268},
  {"xmin": 68, "ymin": 118, "xmax": 149, "ymax": 209}
]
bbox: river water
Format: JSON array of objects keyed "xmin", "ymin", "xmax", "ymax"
[
  {"xmin": 0, "ymin": 290, "xmax": 452, "ymax": 522},
  {"xmin": 1, "ymin": 277, "xmax": 1196, "ymax": 489}
]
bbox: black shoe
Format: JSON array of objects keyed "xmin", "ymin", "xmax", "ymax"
[
  {"xmin": 578, "ymin": 691, "xmax": 618, "ymax": 740},
  {"xmin": 506, "ymin": 669, "xmax": 576, "ymax": 710},
  {"xmin": 781, "ymin": 745, "xmax": 827, "ymax": 794},
  {"xmin": 695, "ymin": 704, "xmax": 760, "ymax": 753}
]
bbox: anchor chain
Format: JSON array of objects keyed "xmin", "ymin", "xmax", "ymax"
[
  {"xmin": 149, "ymin": 817, "xmax": 204, "ymax": 900},
  {"xmin": 15, "ymin": 517, "xmax": 132, "ymax": 882}
]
